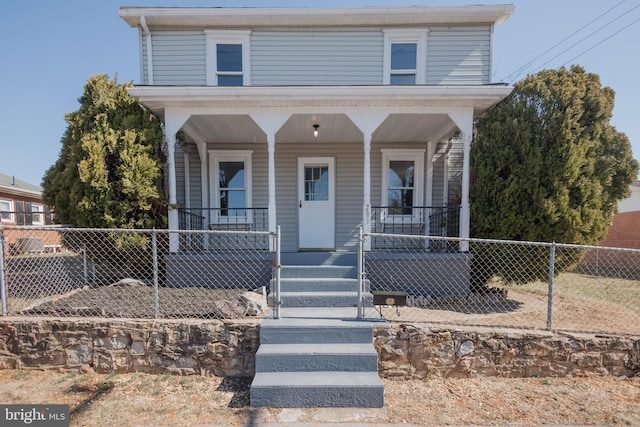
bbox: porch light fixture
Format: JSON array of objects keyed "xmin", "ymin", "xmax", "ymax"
[{"xmin": 313, "ymin": 124, "xmax": 319, "ymax": 138}]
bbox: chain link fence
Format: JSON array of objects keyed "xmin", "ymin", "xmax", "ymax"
[
  {"xmin": 363, "ymin": 233, "xmax": 640, "ymax": 336},
  {"xmin": 2, "ymin": 225, "xmax": 639, "ymax": 336},
  {"xmin": 1, "ymin": 226, "xmax": 276, "ymax": 320}
]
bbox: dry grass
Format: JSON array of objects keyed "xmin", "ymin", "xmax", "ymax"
[{"xmin": 0, "ymin": 369, "xmax": 638, "ymax": 426}]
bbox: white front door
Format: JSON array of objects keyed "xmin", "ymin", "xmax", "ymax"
[{"xmin": 298, "ymin": 157, "xmax": 335, "ymax": 249}]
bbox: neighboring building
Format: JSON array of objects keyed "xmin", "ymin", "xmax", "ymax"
[
  {"xmin": 0, "ymin": 173, "xmax": 58, "ymax": 255},
  {"xmin": 119, "ymin": 5, "xmax": 515, "ymax": 254},
  {"xmin": 601, "ymin": 181, "xmax": 640, "ymax": 250},
  {"xmin": 577, "ymin": 181, "xmax": 640, "ymax": 278},
  {"xmin": 0, "ymin": 173, "xmax": 53, "ymax": 226}
]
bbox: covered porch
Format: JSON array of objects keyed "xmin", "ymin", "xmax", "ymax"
[{"xmin": 128, "ymin": 84, "xmax": 511, "ymax": 253}]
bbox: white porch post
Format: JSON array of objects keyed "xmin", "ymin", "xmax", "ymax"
[
  {"xmin": 164, "ymin": 110, "xmax": 191, "ymax": 252},
  {"xmin": 346, "ymin": 112, "xmax": 389, "ymax": 251},
  {"xmin": 363, "ymin": 135, "xmax": 372, "ymax": 249},
  {"xmin": 449, "ymin": 110, "xmax": 474, "ymax": 252},
  {"xmin": 267, "ymin": 136, "xmax": 276, "ymax": 234},
  {"xmin": 195, "ymin": 141, "xmax": 209, "ymax": 228},
  {"xmin": 249, "ymin": 113, "xmax": 290, "ymax": 238}
]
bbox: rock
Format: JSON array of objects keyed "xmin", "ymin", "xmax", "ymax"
[
  {"xmin": 238, "ymin": 289, "xmax": 268, "ymax": 316},
  {"xmin": 109, "ymin": 278, "xmax": 146, "ymax": 287}
]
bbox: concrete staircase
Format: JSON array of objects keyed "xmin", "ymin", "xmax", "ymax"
[{"xmin": 250, "ymin": 258, "xmax": 384, "ymax": 408}]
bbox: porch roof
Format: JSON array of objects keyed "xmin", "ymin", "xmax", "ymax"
[{"xmin": 128, "ymin": 84, "xmax": 513, "ymax": 144}]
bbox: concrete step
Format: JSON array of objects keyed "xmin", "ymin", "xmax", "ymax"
[
  {"xmin": 280, "ymin": 265, "xmax": 357, "ymax": 279},
  {"xmin": 250, "ymin": 371, "xmax": 384, "ymax": 408},
  {"xmin": 255, "ymin": 343, "xmax": 379, "ymax": 372},
  {"xmin": 279, "ymin": 291, "xmax": 371, "ymax": 308},
  {"xmin": 259, "ymin": 316, "xmax": 374, "ymax": 344},
  {"xmin": 279, "ymin": 277, "xmax": 366, "ymax": 293}
]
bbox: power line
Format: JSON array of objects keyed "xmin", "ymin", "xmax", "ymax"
[
  {"xmin": 502, "ymin": 1, "xmax": 636, "ymax": 83},
  {"xmin": 503, "ymin": 0, "xmax": 627, "ymax": 82},
  {"xmin": 560, "ymin": 14, "xmax": 640, "ymax": 67},
  {"xmin": 528, "ymin": 3, "xmax": 640, "ymax": 76}
]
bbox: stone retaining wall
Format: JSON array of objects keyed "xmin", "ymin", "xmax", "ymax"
[
  {"xmin": 375, "ymin": 324, "xmax": 640, "ymax": 378},
  {"xmin": 0, "ymin": 318, "xmax": 638, "ymax": 378},
  {"xmin": 0, "ymin": 318, "xmax": 260, "ymax": 376}
]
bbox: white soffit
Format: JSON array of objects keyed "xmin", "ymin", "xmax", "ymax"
[
  {"xmin": 119, "ymin": 5, "xmax": 515, "ymax": 29},
  {"xmin": 127, "ymin": 85, "xmax": 514, "ymax": 119}
]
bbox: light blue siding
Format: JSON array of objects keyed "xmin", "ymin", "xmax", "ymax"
[
  {"xmin": 143, "ymin": 26, "xmax": 493, "ymax": 86},
  {"xmin": 145, "ymin": 31, "xmax": 207, "ymax": 85},
  {"xmin": 251, "ymin": 31, "xmax": 383, "ymax": 86},
  {"xmin": 427, "ymin": 26, "xmax": 491, "ymax": 85}
]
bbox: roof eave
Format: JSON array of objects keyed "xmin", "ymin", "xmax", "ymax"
[
  {"xmin": 119, "ymin": 5, "xmax": 515, "ymax": 29},
  {"xmin": 127, "ymin": 85, "xmax": 514, "ymax": 119}
]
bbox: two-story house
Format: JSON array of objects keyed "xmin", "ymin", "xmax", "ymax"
[
  {"xmin": 119, "ymin": 5, "xmax": 514, "ymax": 288},
  {"xmin": 119, "ymin": 5, "xmax": 515, "ymax": 408},
  {"xmin": 119, "ymin": 5, "xmax": 513, "ymax": 251}
]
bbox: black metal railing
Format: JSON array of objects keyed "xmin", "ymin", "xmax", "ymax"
[
  {"xmin": 370, "ymin": 206, "xmax": 460, "ymax": 251},
  {"xmin": 177, "ymin": 207, "xmax": 269, "ymax": 232}
]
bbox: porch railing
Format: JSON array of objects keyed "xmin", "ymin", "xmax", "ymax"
[{"xmin": 178, "ymin": 207, "xmax": 269, "ymax": 232}]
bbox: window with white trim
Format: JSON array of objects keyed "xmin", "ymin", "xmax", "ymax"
[
  {"xmin": 32, "ymin": 203, "xmax": 44, "ymax": 225},
  {"xmin": 381, "ymin": 150, "xmax": 425, "ymax": 220},
  {"xmin": 209, "ymin": 151, "xmax": 253, "ymax": 223},
  {"xmin": 0, "ymin": 199, "xmax": 14, "ymax": 222},
  {"xmin": 383, "ymin": 30, "xmax": 428, "ymax": 85},
  {"xmin": 205, "ymin": 30, "xmax": 251, "ymax": 86}
]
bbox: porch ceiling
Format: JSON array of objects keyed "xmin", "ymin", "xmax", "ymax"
[
  {"xmin": 180, "ymin": 112, "xmax": 457, "ymax": 145},
  {"xmin": 128, "ymin": 85, "xmax": 513, "ymax": 144}
]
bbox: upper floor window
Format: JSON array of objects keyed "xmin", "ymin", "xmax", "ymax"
[
  {"xmin": 32, "ymin": 203, "xmax": 44, "ymax": 225},
  {"xmin": 0, "ymin": 199, "xmax": 14, "ymax": 222},
  {"xmin": 206, "ymin": 31, "xmax": 251, "ymax": 86},
  {"xmin": 383, "ymin": 30, "xmax": 428, "ymax": 85}
]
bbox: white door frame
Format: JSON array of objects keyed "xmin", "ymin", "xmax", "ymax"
[{"xmin": 298, "ymin": 157, "xmax": 336, "ymax": 250}]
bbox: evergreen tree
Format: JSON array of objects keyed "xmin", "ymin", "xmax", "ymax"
[
  {"xmin": 43, "ymin": 74, "xmax": 166, "ymax": 228},
  {"xmin": 470, "ymin": 66, "xmax": 638, "ymax": 284}
]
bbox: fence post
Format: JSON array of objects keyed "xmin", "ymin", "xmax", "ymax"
[
  {"xmin": 0, "ymin": 226, "xmax": 7, "ymax": 315},
  {"xmin": 547, "ymin": 242, "xmax": 556, "ymax": 330},
  {"xmin": 274, "ymin": 226, "xmax": 281, "ymax": 320},
  {"xmin": 82, "ymin": 243, "xmax": 89, "ymax": 285},
  {"xmin": 357, "ymin": 226, "xmax": 364, "ymax": 319},
  {"xmin": 152, "ymin": 230, "xmax": 159, "ymax": 318}
]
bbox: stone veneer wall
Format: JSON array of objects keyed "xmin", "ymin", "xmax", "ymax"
[
  {"xmin": 0, "ymin": 319, "xmax": 638, "ymax": 378},
  {"xmin": 375, "ymin": 325, "xmax": 640, "ymax": 378}
]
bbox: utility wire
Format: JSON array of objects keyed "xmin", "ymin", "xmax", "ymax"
[
  {"xmin": 560, "ymin": 14, "xmax": 640, "ymax": 67},
  {"xmin": 528, "ymin": 3, "xmax": 640, "ymax": 76},
  {"xmin": 502, "ymin": 0, "xmax": 633, "ymax": 83}
]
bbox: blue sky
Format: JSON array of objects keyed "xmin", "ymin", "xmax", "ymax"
[{"xmin": 1, "ymin": 0, "xmax": 639, "ymax": 186}]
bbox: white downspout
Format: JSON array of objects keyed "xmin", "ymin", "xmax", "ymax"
[{"xmin": 140, "ymin": 16, "xmax": 154, "ymax": 85}]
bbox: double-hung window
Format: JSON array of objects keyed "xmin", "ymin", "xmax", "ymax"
[
  {"xmin": 206, "ymin": 31, "xmax": 251, "ymax": 86},
  {"xmin": 381, "ymin": 150, "xmax": 425, "ymax": 221},
  {"xmin": 209, "ymin": 151, "xmax": 253, "ymax": 224},
  {"xmin": 0, "ymin": 199, "xmax": 14, "ymax": 222},
  {"xmin": 32, "ymin": 203, "xmax": 44, "ymax": 225},
  {"xmin": 383, "ymin": 30, "xmax": 427, "ymax": 85}
]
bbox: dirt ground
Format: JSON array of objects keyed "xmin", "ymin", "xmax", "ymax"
[{"xmin": 0, "ymin": 369, "xmax": 638, "ymax": 426}]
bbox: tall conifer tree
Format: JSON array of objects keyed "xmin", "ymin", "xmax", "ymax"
[
  {"xmin": 471, "ymin": 66, "xmax": 638, "ymax": 284},
  {"xmin": 43, "ymin": 75, "xmax": 166, "ymax": 228}
]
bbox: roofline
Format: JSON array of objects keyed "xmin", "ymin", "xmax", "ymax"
[
  {"xmin": 127, "ymin": 84, "xmax": 514, "ymax": 118},
  {"xmin": 119, "ymin": 5, "xmax": 515, "ymax": 29},
  {"xmin": 0, "ymin": 185, "xmax": 42, "ymax": 199}
]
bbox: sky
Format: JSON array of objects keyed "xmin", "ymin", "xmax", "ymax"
[{"xmin": 1, "ymin": 0, "xmax": 639, "ymax": 187}]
